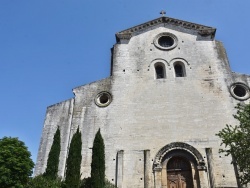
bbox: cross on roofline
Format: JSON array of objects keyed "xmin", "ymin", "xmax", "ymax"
[{"xmin": 160, "ymin": 10, "xmax": 166, "ymax": 16}]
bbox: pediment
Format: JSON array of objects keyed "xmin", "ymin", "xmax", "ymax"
[{"xmin": 116, "ymin": 16, "xmax": 216, "ymax": 43}]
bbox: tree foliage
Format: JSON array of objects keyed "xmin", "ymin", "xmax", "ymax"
[
  {"xmin": 44, "ymin": 127, "xmax": 61, "ymax": 179},
  {"xmin": 0, "ymin": 137, "xmax": 34, "ymax": 188},
  {"xmin": 26, "ymin": 175, "xmax": 62, "ymax": 188},
  {"xmin": 103, "ymin": 179, "xmax": 117, "ymax": 188},
  {"xmin": 80, "ymin": 178, "xmax": 117, "ymax": 188},
  {"xmin": 80, "ymin": 177, "xmax": 91, "ymax": 188},
  {"xmin": 217, "ymin": 103, "xmax": 250, "ymax": 185},
  {"xmin": 64, "ymin": 127, "xmax": 82, "ymax": 188},
  {"xmin": 91, "ymin": 129, "xmax": 105, "ymax": 188}
]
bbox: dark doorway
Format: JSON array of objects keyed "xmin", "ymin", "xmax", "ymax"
[{"xmin": 167, "ymin": 157, "xmax": 194, "ymax": 188}]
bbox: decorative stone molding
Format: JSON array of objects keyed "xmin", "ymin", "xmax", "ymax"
[
  {"xmin": 153, "ymin": 142, "xmax": 206, "ymax": 171},
  {"xmin": 116, "ymin": 16, "xmax": 216, "ymax": 42},
  {"xmin": 198, "ymin": 29, "xmax": 216, "ymax": 37},
  {"xmin": 153, "ymin": 32, "xmax": 178, "ymax": 50},
  {"xmin": 149, "ymin": 58, "xmax": 169, "ymax": 67},
  {"xmin": 169, "ymin": 58, "xmax": 190, "ymax": 66}
]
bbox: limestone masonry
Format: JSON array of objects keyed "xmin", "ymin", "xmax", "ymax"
[{"xmin": 34, "ymin": 16, "xmax": 250, "ymax": 188}]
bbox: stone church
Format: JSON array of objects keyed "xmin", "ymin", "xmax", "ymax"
[{"xmin": 34, "ymin": 14, "xmax": 250, "ymax": 187}]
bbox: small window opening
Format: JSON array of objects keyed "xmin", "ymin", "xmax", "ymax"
[
  {"xmin": 229, "ymin": 83, "xmax": 250, "ymax": 100},
  {"xmin": 155, "ymin": 65, "xmax": 165, "ymax": 79},
  {"xmin": 234, "ymin": 85, "xmax": 246, "ymax": 97},
  {"xmin": 174, "ymin": 64, "xmax": 185, "ymax": 77},
  {"xmin": 95, "ymin": 91, "xmax": 112, "ymax": 107},
  {"xmin": 99, "ymin": 94, "xmax": 109, "ymax": 104}
]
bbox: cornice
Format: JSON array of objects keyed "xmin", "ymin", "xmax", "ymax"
[{"xmin": 116, "ymin": 16, "xmax": 216, "ymax": 42}]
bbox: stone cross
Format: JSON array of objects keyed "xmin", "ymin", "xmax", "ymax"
[{"xmin": 160, "ymin": 10, "xmax": 166, "ymax": 16}]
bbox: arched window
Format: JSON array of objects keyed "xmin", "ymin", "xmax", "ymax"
[
  {"xmin": 174, "ymin": 63, "xmax": 186, "ymax": 77},
  {"xmin": 155, "ymin": 63, "xmax": 166, "ymax": 79}
]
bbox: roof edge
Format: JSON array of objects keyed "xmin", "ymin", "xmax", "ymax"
[{"xmin": 116, "ymin": 16, "xmax": 216, "ymax": 42}]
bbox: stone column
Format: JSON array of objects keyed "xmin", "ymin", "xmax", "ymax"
[
  {"xmin": 144, "ymin": 150, "xmax": 150, "ymax": 188},
  {"xmin": 198, "ymin": 167, "xmax": 209, "ymax": 188},
  {"xmin": 206, "ymin": 148, "xmax": 216, "ymax": 188},
  {"xmin": 153, "ymin": 166, "xmax": 162, "ymax": 188},
  {"xmin": 116, "ymin": 150, "xmax": 124, "ymax": 188}
]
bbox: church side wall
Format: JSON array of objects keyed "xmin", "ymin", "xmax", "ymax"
[
  {"xmin": 34, "ymin": 98, "xmax": 74, "ymax": 177},
  {"xmin": 72, "ymin": 78, "xmax": 113, "ymax": 179}
]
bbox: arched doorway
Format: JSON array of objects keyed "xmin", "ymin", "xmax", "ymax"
[
  {"xmin": 153, "ymin": 142, "xmax": 207, "ymax": 188},
  {"xmin": 167, "ymin": 156, "xmax": 194, "ymax": 188}
]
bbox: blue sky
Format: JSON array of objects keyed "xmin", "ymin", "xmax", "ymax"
[{"xmin": 0, "ymin": 1, "xmax": 250, "ymax": 165}]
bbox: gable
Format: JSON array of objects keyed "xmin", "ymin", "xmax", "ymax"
[{"xmin": 116, "ymin": 16, "xmax": 216, "ymax": 43}]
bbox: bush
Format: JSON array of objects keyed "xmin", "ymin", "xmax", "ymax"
[
  {"xmin": 26, "ymin": 175, "xmax": 62, "ymax": 188},
  {"xmin": 104, "ymin": 179, "xmax": 117, "ymax": 188},
  {"xmin": 80, "ymin": 178, "xmax": 117, "ymax": 188},
  {"xmin": 80, "ymin": 177, "xmax": 91, "ymax": 188}
]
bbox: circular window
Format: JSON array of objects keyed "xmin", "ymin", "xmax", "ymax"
[
  {"xmin": 158, "ymin": 36, "xmax": 174, "ymax": 48},
  {"xmin": 154, "ymin": 32, "xmax": 178, "ymax": 50},
  {"xmin": 95, "ymin": 91, "xmax": 112, "ymax": 107},
  {"xmin": 230, "ymin": 83, "xmax": 250, "ymax": 101}
]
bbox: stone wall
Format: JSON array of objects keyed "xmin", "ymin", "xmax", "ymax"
[{"xmin": 35, "ymin": 19, "xmax": 250, "ymax": 188}]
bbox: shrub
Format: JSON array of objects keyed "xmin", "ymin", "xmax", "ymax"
[
  {"xmin": 26, "ymin": 175, "xmax": 62, "ymax": 188},
  {"xmin": 80, "ymin": 178, "xmax": 117, "ymax": 188}
]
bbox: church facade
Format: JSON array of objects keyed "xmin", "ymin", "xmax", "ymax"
[{"xmin": 34, "ymin": 15, "xmax": 250, "ymax": 188}]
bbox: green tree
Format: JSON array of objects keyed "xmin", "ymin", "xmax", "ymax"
[
  {"xmin": 0, "ymin": 137, "xmax": 34, "ymax": 188},
  {"xmin": 80, "ymin": 178, "xmax": 117, "ymax": 188},
  {"xmin": 91, "ymin": 129, "xmax": 105, "ymax": 188},
  {"xmin": 217, "ymin": 103, "xmax": 250, "ymax": 185},
  {"xmin": 64, "ymin": 127, "xmax": 82, "ymax": 188},
  {"xmin": 44, "ymin": 127, "xmax": 61, "ymax": 179},
  {"xmin": 26, "ymin": 175, "xmax": 62, "ymax": 188}
]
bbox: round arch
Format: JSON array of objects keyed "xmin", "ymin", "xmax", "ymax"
[
  {"xmin": 153, "ymin": 142, "xmax": 207, "ymax": 188},
  {"xmin": 169, "ymin": 58, "xmax": 190, "ymax": 66},
  {"xmin": 149, "ymin": 58, "xmax": 169, "ymax": 67},
  {"xmin": 153, "ymin": 142, "xmax": 206, "ymax": 171}
]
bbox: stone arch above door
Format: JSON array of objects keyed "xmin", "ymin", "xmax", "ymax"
[
  {"xmin": 153, "ymin": 142, "xmax": 206, "ymax": 171},
  {"xmin": 153, "ymin": 142, "xmax": 209, "ymax": 188}
]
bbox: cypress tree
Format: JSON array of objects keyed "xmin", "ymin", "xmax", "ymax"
[
  {"xmin": 44, "ymin": 127, "xmax": 61, "ymax": 179},
  {"xmin": 64, "ymin": 127, "xmax": 82, "ymax": 188},
  {"xmin": 91, "ymin": 129, "xmax": 105, "ymax": 188}
]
